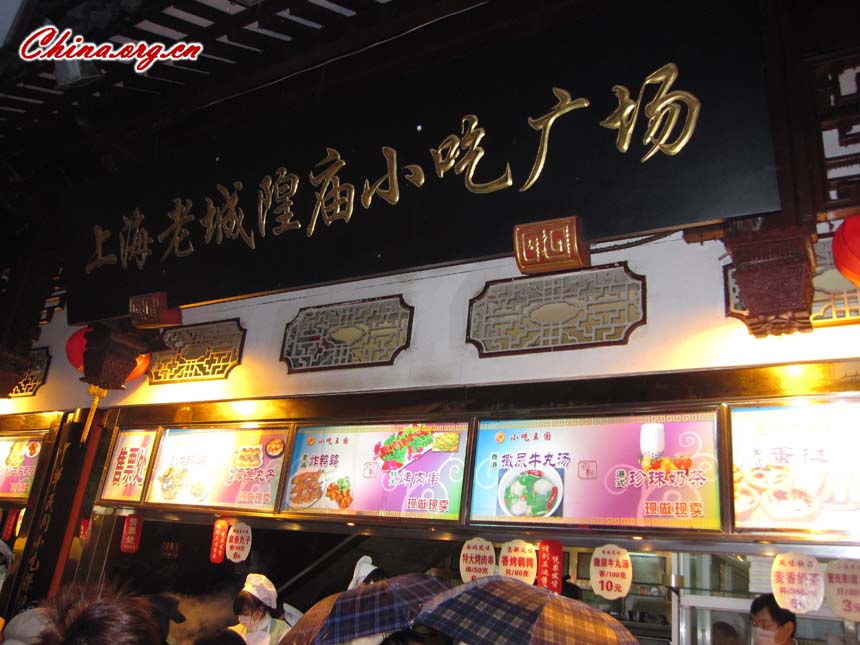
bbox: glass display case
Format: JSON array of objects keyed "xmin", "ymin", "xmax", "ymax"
[{"xmin": 679, "ymin": 553, "xmax": 856, "ymax": 644}]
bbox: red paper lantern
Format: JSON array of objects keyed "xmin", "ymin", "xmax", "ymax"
[
  {"xmin": 833, "ymin": 216, "xmax": 860, "ymax": 286},
  {"xmin": 65, "ymin": 327, "xmax": 150, "ymax": 381},
  {"xmin": 65, "ymin": 327, "xmax": 92, "ymax": 373}
]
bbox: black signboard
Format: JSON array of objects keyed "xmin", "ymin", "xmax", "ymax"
[{"xmin": 65, "ymin": 0, "xmax": 780, "ymax": 323}]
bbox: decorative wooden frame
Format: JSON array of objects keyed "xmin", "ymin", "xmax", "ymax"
[
  {"xmin": 280, "ymin": 295, "xmax": 414, "ymax": 373},
  {"xmin": 466, "ymin": 262, "xmax": 646, "ymax": 358}
]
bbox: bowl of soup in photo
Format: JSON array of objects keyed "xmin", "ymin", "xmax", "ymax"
[{"xmin": 497, "ymin": 468, "xmax": 563, "ymax": 517}]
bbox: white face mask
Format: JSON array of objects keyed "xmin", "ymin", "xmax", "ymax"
[
  {"xmin": 242, "ymin": 614, "xmax": 271, "ymax": 645},
  {"xmin": 753, "ymin": 626, "xmax": 776, "ymax": 645},
  {"xmin": 244, "ymin": 613, "xmax": 271, "ymax": 633}
]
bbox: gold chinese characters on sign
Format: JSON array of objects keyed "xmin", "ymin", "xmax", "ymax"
[{"xmin": 85, "ymin": 64, "xmax": 700, "ymax": 275}]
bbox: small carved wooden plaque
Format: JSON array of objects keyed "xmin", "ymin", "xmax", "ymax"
[{"xmin": 513, "ymin": 216, "xmax": 590, "ymax": 275}]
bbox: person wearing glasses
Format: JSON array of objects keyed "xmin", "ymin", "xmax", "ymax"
[{"xmin": 750, "ymin": 594, "xmax": 797, "ymax": 645}]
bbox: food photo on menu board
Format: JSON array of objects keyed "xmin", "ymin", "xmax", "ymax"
[
  {"xmin": 146, "ymin": 428, "xmax": 287, "ymax": 512},
  {"xmin": 731, "ymin": 401, "xmax": 860, "ymax": 531},
  {"xmin": 0, "ymin": 437, "xmax": 43, "ymax": 498},
  {"xmin": 284, "ymin": 422, "xmax": 468, "ymax": 520},
  {"xmin": 469, "ymin": 414, "xmax": 721, "ymax": 529}
]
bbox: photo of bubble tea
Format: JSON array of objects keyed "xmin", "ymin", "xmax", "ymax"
[{"xmin": 639, "ymin": 423, "xmax": 665, "ymax": 473}]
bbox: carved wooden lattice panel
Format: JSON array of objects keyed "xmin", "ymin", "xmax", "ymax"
[
  {"xmin": 149, "ymin": 319, "xmax": 246, "ymax": 384},
  {"xmin": 812, "ymin": 57, "xmax": 860, "ymax": 215},
  {"xmin": 467, "ymin": 262, "xmax": 646, "ymax": 357},
  {"xmin": 725, "ymin": 234, "xmax": 860, "ymax": 327},
  {"xmin": 9, "ymin": 347, "xmax": 51, "ymax": 397},
  {"xmin": 281, "ymin": 295, "xmax": 413, "ymax": 372}
]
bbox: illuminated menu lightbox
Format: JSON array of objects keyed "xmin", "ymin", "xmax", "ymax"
[
  {"xmin": 101, "ymin": 430, "xmax": 156, "ymax": 502},
  {"xmin": 146, "ymin": 428, "xmax": 288, "ymax": 512},
  {"xmin": 732, "ymin": 400, "xmax": 860, "ymax": 532},
  {"xmin": 0, "ymin": 436, "xmax": 44, "ymax": 500},
  {"xmin": 469, "ymin": 414, "xmax": 721, "ymax": 530},
  {"xmin": 284, "ymin": 422, "xmax": 469, "ymax": 520}
]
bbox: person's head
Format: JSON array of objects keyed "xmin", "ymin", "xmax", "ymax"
[
  {"xmin": 361, "ymin": 567, "xmax": 388, "ymax": 586},
  {"xmin": 380, "ymin": 630, "xmax": 424, "ymax": 645},
  {"xmin": 380, "ymin": 626, "xmax": 452, "ymax": 645},
  {"xmin": 234, "ymin": 573, "xmax": 278, "ymax": 629},
  {"xmin": 146, "ymin": 594, "xmax": 186, "ymax": 645},
  {"xmin": 750, "ymin": 594, "xmax": 796, "ymax": 644},
  {"xmin": 36, "ymin": 582, "xmax": 161, "ymax": 645},
  {"xmin": 194, "ymin": 628, "xmax": 245, "ymax": 645},
  {"xmin": 712, "ymin": 620, "xmax": 740, "ymax": 645},
  {"xmin": 561, "ymin": 580, "xmax": 582, "ymax": 600},
  {"xmin": 349, "ymin": 555, "xmax": 385, "ymax": 590}
]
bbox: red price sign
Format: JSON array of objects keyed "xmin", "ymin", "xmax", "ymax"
[
  {"xmin": 537, "ymin": 539, "xmax": 564, "ymax": 593},
  {"xmin": 825, "ymin": 559, "xmax": 860, "ymax": 621},
  {"xmin": 771, "ymin": 552, "xmax": 824, "ymax": 614},
  {"xmin": 119, "ymin": 514, "xmax": 143, "ymax": 554},
  {"xmin": 226, "ymin": 521, "xmax": 252, "ymax": 563},
  {"xmin": 1, "ymin": 509, "xmax": 19, "ymax": 542},
  {"xmin": 589, "ymin": 544, "xmax": 631, "ymax": 600},
  {"xmin": 210, "ymin": 518, "xmax": 230, "ymax": 564}
]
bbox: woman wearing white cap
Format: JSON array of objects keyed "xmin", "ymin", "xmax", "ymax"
[{"xmin": 229, "ymin": 573, "xmax": 290, "ymax": 645}]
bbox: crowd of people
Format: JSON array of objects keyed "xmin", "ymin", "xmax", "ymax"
[
  {"xmin": 0, "ymin": 557, "xmax": 813, "ymax": 645},
  {"xmin": 0, "ymin": 556, "xmax": 387, "ymax": 645}
]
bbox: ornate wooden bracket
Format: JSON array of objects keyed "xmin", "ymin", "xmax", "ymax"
[
  {"xmin": 0, "ymin": 350, "xmax": 31, "ymax": 398},
  {"xmin": 722, "ymin": 220, "xmax": 816, "ymax": 337}
]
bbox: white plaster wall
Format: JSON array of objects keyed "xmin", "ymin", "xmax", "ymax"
[{"xmin": 4, "ymin": 229, "xmax": 860, "ymax": 416}]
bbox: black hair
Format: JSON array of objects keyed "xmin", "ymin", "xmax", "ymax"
[
  {"xmin": 381, "ymin": 627, "xmax": 453, "ymax": 645},
  {"xmin": 750, "ymin": 593, "xmax": 796, "ymax": 630},
  {"xmin": 194, "ymin": 628, "xmax": 246, "ymax": 645},
  {"xmin": 362, "ymin": 568, "xmax": 388, "ymax": 585},
  {"xmin": 232, "ymin": 590, "xmax": 278, "ymax": 618},
  {"xmin": 146, "ymin": 595, "xmax": 185, "ymax": 645},
  {"xmin": 712, "ymin": 621, "xmax": 740, "ymax": 645},
  {"xmin": 39, "ymin": 582, "xmax": 162, "ymax": 645},
  {"xmin": 561, "ymin": 581, "xmax": 582, "ymax": 600},
  {"xmin": 380, "ymin": 630, "xmax": 424, "ymax": 645}
]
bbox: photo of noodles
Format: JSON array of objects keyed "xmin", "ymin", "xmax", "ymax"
[{"xmin": 289, "ymin": 470, "xmax": 324, "ymax": 509}]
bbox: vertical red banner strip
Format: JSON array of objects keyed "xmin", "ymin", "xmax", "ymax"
[
  {"xmin": 79, "ymin": 517, "xmax": 91, "ymax": 543},
  {"xmin": 2, "ymin": 509, "xmax": 20, "ymax": 542},
  {"xmin": 119, "ymin": 514, "xmax": 143, "ymax": 554},
  {"xmin": 537, "ymin": 539, "xmax": 564, "ymax": 593},
  {"xmin": 210, "ymin": 518, "xmax": 229, "ymax": 564}
]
